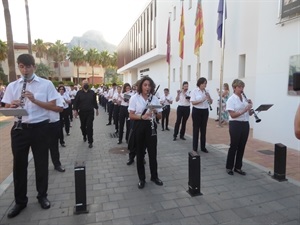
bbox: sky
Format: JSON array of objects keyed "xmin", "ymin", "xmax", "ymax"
[{"xmin": 0, "ymin": 0, "xmax": 150, "ymax": 46}]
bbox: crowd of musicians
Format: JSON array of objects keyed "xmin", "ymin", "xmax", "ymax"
[{"xmin": 1, "ymin": 54, "xmax": 256, "ymax": 218}]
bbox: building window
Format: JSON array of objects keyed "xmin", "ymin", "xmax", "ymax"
[
  {"xmin": 238, "ymin": 54, "xmax": 246, "ymax": 78},
  {"xmin": 187, "ymin": 65, "xmax": 191, "ymax": 81},
  {"xmin": 173, "ymin": 6, "xmax": 176, "ymax": 21},
  {"xmin": 208, "ymin": 61, "xmax": 213, "ymax": 80},
  {"xmin": 173, "ymin": 68, "xmax": 176, "ymax": 82},
  {"xmin": 189, "ymin": 0, "xmax": 192, "ymax": 9}
]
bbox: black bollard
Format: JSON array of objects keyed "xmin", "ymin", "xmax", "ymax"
[
  {"xmin": 272, "ymin": 143, "xmax": 288, "ymax": 182},
  {"xmin": 74, "ymin": 161, "xmax": 89, "ymax": 214},
  {"xmin": 187, "ymin": 151, "xmax": 202, "ymax": 197}
]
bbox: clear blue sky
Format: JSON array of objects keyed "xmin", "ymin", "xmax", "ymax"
[{"xmin": 0, "ymin": 0, "xmax": 150, "ymax": 45}]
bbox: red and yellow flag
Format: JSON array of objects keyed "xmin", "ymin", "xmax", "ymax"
[
  {"xmin": 178, "ymin": 4, "xmax": 185, "ymax": 59},
  {"xmin": 194, "ymin": 0, "xmax": 204, "ymax": 55}
]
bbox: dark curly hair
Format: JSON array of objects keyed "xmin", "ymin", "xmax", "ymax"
[
  {"xmin": 196, "ymin": 77, "xmax": 207, "ymax": 87},
  {"xmin": 122, "ymin": 83, "xmax": 131, "ymax": 93},
  {"xmin": 137, "ymin": 76, "xmax": 156, "ymax": 94}
]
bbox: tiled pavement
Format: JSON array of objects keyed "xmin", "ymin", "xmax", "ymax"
[{"xmin": 0, "ymin": 108, "xmax": 299, "ymax": 225}]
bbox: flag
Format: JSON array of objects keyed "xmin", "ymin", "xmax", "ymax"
[
  {"xmin": 178, "ymin": 4, "xmax": 185, "ymax": 59},
  {"xmin": 166, "ymin": 17, "xmax": 171, "ymax": 64},
  {"xmin": 217, "ymin": 0, "xmax": 227, "ymax": 47},
  {"xmin": 194, "ymin": 0, "xmax": 204, "ymax": 56}
]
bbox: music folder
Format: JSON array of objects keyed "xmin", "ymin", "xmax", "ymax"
[
  {"xmin": 254, "ymin": 104, "xmax": 273, "ymax": 112},
  {"xmin": 0, "ymin": 108, "xmax": 28, "ymax": 116},
  {"xmin": 147, "ymin": 105, "xmax": 162, "ymax": 109}
]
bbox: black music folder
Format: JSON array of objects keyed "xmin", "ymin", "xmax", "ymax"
[{"xmin": 254, "ymin": 104, "xmax": 273, "ymax": 112}]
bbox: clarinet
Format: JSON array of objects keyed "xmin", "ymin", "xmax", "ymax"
[
  {"xmin": 147, "ymin": 85, "xmax": 160, "ymax": 136},
  {"xmin": 14, "ymin": 78, "xmax": 27, "ymax": 130},
  {"xmin": 204, "ymin": 89, "xmax": 213, "ymax": 111}
]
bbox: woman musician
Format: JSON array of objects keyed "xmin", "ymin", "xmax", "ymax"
[
  {"xmin": 128, "ymin": 76, "xmax": 163, "ymax": 189},
  {"xmin": 160, "ymin": 88, "xmax": 173, "ymax": 131},
  {"xmin": 190, "ymin": 77, "xmax": 213, "ymax": 153},
  {"xmin": 225, "ymin": 79, "xmax": 253, "ymax": 176},
  {"xmin": 112, "ymin": 86, "xmax": 122, "ymax": 134}
]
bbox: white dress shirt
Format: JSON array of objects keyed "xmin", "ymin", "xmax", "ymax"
[
  {"xmin": 177, "ymin": 91, "xmax": 191, "ymax": 106},
  {"xmin": 2, "ymin": 75, "xmax": 59, "ymax": 123},
  {"xmin": 226, "ymin": 93, "xmax": 250, "ymax": 121},
  {"xmin": 190, "ymin": 88, "xmax": 210, "ymax": 109},
  {"xmin": 128, "ymin": 93, "xmax": 162, "ymax": 115}
]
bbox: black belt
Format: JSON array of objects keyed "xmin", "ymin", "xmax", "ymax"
[{"xmin": 14, "ymin": 120, "xmax": 49, "ymax": 129}]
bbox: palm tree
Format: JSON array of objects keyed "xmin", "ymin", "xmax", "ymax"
[
  {"xmin": 68, "ymin": 46, "xmax": 85, "ymax": 85},
  {"xmin": 99, "ymin": 50, "xmax": 111, "ymax": 84},
  {"xmin": 2, "ymin": 0, "xmax": 16, "ymax": 82},
  {"xmin": 86, "ymin": 48, "xmax": 100, "ymax": 85},
  {"xmin": 48, "ymin": 40, "xmax": 68, "ymax": 81},
  {"xmin": 32, "ymin": 39, "xmax": 48, "ymax": 63},
  {"xmin": 25, "ymin": 0, "xmax": 32, "ymax": 54},
  {"xmin": 0, "ymin": 40, "xmax": 8, "ymax": 65},
  {"xmin": 110, "ymin": 52, "xmax": 118, "ymax": 69}
]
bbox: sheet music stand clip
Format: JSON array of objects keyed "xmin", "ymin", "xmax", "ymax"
[{"xmin": 254, "ymin": 104, "xmax": 273, "ymax": 114}]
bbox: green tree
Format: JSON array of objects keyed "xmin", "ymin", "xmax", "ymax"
[
  {"xmin": 0, "ymin": 40, "xmax": 8, "ymax": 62},
  {"xmin": 32, "ymin": 39, "xmax": 48, "ymax": 63},
  {"xmin": 99, "ymin": 50, "xmax": 111, "ymax": 84},
  {"xmin": 0, "ymin": 65, "xmax": 8, "ymax": 84},
  {"xmin": 2, "ymin": 0, "xmax": 16, "ymax": 82},
  {"xmin": 35, "ymin": 63, "xmax": 54, "ymax": 78},
  {"xmin": 68, "ymin": 46, "xmax": 85, "ymax": 85},
  {"xmin": 86, "ymin": 48, "xmax": 100, "ymax": 85},
  {"xmin": 48, "ymin": 40, "xmax": 68, "ymax": 81}
]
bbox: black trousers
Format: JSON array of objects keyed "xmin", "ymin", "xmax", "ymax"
[
  {"xmin": 107, "ymin": 101, "xmax": 114, "ymax": 123},
  {"xmin": 135, "ymin": 120, "xmax": 158, "ymax": 181},
  {"xmin": 161, "ymin": 105, "xmax": 170, "ymax": 129},
  {"xmin": 226, "ymin": 121, "xmax": 249, "ymax": 170},
  {"xmin": 48, "ymin": 121, "xmax": 62, "ymax": 167},
  {"xmin": 59, "ymin": 109, "xmax": 70, "ymax": 144},
  {"xmin": 173, "ymin": 106, "xmax": 190, "ymax": 138},
  {"xmin": 11, "ymin": 122, "xmax": 49, "ymax": 205},
  {"xmin": 113, "ymin": 104, "xmax": 120, "ymax": 130},
  {"xmin": 69, "ymin": 99, "xmax": 75, "ymax": 121},
  {"xmin": 119, "ymin": 105, "xmax": 130, "ymax": 142},
  {"xmin": 192, "ymin": 107, "xmax": 209, "ymax": 151},
  {"xmin": 79, "ymin": 110, "xmax": 95, "ymax": 144}
]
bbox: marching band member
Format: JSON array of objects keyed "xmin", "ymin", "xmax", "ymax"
[
  {"xmin": 128, "ymin": 77, "xmax": 163, "ymax": 189},
  {"xmin": 173, "ymin": 81, "xmax": 191, "ymax": 141},
  {"xmin": 118, "ymin": 83, "xmax": 131, "ymax": 144},
  {"xmin": 112, "ymin": 86, "xmax": 122, "ymax": 134},
  {"xmin": 160, "ymin": 88, "xmax": 173, "ymax": 131},
  {"xmin": 190, "ymin": 77, "xmax": 213, "ymax": 153},
  {"xmin": 106, "ymin": 83, "xmax": 117, "ymax": 125}
]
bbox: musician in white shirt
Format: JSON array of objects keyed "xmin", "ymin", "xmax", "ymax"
[
  {"xmin": 112, "ymin": 86, "xmax": 122, "ymax": 133},
  {"xmin": 160, "ymin": 88, "xmax": 173, "ymax": 131},
  {"xmin": 173, "ymin": 81, "xmax": 191, "ymax": 141},
  {"xmin": 128, "ymin": 77, "xmax": 163, "ymax": 189},
  {"xmin": 190, "ymin": 77, "xmax": 213, "ymax": 153},
  {"xmin": 118, "ymin": 83, "xmax": 131, "ymax": 144},
  {"xmin": 106, "ymin": 83, "xmax": 117, "ymax": 125}
]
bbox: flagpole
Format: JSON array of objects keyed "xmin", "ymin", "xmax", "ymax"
[
  {"xmin": 168, "ymin": 12, "xmax": 171, "ymax": 90},
  {"xmin": 197, "ymin": 51, "xmax": 200, "ymax": 80},
  {"xmin": 218, "ymin": 0, "xmax": 226, "ymax": 127}
]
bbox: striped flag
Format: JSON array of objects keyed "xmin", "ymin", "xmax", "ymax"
[
  {"xmin": 217, "ymin": 0, "xmax": 227, "ymax": 47},
  {"xmin": 166, "ymin": 17, "xmax": 171, "ymax": 64},
  {"xmin": 194, "ymin": 0, "xmax": 204, "ymax": 56},
  {"xmin": 178, "ymin": 4, "xmax": 185, "ymax": 59}
]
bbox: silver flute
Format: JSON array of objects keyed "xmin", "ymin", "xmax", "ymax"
[{"xmin": 14, "ymin": 78, "xmax": 27, "ymax": 130}]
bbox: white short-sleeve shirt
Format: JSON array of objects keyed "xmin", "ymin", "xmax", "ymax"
[
  {"xmin": 49, "ymin": 96, "xmax": 64, "ymax": 123},
  {"xmin": 2, "ymin": 75, "xmax": 59, "ymax": 123},
  {"xmin": 128, "ymin": 93, "xmax": 162, "ymax": 115},
  {"xmin": 190, "ymin": 88, "xmax": 210, "ymax": 109},
  {"xmin": 160, "ymin": 94, "xmax": 173, "ymax": 106},
  {"xmin": 226, "ymin": 93, "xmax": 250, "ymax": 121}
]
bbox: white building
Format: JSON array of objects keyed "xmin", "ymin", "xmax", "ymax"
[{"xmin": 117, "ymin": 0, "xmax": 300, "ymax": 151}]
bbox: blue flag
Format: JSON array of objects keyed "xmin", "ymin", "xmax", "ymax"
[{"xmin": 217, "ymin": 0, "xmax": 227, "ymax": 47}]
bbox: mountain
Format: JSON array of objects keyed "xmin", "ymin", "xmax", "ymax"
[{"xmin": 68, "ymin": 30, "xmax": 116, "ymax": 53}]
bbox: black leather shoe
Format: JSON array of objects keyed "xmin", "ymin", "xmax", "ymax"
[
  {"xmin": 234, "ymin": 168, "xmax": 246, "ymax": 175},
  {"xmin": 106, "ymin": 123, "xmax": 111, "ymax": 126},
  {"xmin": 55, "ymin": 165, "xmax": 65, "ymax": 172},
  {"xmin": 88, "ymin": 143, "xmax": 93, "ymax": 148},
  {"xmin": 180, "ymin": 137, "xmax": 186, "ymax": 140},
  {"xmin": 38, "ymin": 197, "xmax": 51, "ymax": 209},
  {"xmin": 7, "ymin": 204, "xmax": 26, "ymax": 218},
  {"xmin": 83, "ymin": 137, "xmax": 87, "ymax": 142},
  {"xmin": 60, "ymin": 143, "xmax": 66, "ymax": 147},
  {"xmin": 66, "ymin": 133, "xmax": 70, "ymax": 136},
  {"xmin": 166, "ymin": 128, "xmax": 170, "ymax": 131},
  {"xmin": 138, "ymin": 180, "xmax": 145, "ymax": 189},
  {"xmin": 201, "ymin": 148, "xmax": 209, "ymax": 153},
  {"xmin": 127, "ymin": 159, "xmax": 134, "ymax": 165},
  {"xmin": 173, "ymin": 137, "xmax": 177, "ymax": 141},
  {"xmin": 117, "ymin": 141, "xmax": 122, "ymax": 144},
  {"xmin": 227, "ymin": 169, "xmax": 234, "ymax": 175},
  {"xmin": 161, "ymin": 128, "xmax": 164, "ymax": 131},
  {"xmin": 151, "ymin": 178, "xmax": 163, "ymax": 186},
  {"xmin": 115, "ymin": 130, "xmax": 118, "ymax": 134}
]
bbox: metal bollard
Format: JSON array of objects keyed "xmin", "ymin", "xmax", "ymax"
[
  {"xmin": 272, "ymin": 143, "xmax": 288, "ymax": 182},
  {"xmin": 74, "ymin": 161, "xmax": 89, "ymax": 214},
  {"xmin": 187, "ymin": 151, "xmax": 203, "ymax": 197}
]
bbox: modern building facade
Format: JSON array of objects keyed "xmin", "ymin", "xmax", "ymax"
[{"xmin": 117, "ymin": 0, "xmax": 300, "ymax": 151}]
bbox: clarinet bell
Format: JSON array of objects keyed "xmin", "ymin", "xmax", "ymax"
[{"xmin": 14, "ymin": 120, "xmax": 23, "ymax": 130}]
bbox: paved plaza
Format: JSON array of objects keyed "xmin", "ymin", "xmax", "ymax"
[{"xmin": 0, "ymin": 107, "xmax": 299, "ymax": 225}]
